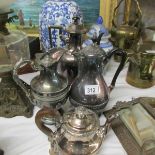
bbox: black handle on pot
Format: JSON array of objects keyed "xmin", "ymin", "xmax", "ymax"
[{"xmin": 107, "ymin": 48, "xmax": 127, "ymax": 91}]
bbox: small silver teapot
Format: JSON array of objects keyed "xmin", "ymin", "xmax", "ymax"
[
  {"xmin": 35, "ymin": 106, "xmax": 118, "ymax": 155},
  {"xmin": 13, "ymin": 50, "xmax": 70, "ymax": 109}
]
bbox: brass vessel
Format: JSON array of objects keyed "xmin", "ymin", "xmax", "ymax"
[
  {"xmin": 126, "ymin": 41, "xmax": 155, "ymax": 88},
  {"xmin": 112, "ymin": 0, "xmax": 142, "ymax": 51}
]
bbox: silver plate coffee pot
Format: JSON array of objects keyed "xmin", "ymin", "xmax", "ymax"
[
  {"xmin": 13, "ymin": 50, "xmax": 70, "ymax": 109},
  {"xmin": 69, "ymin": 44, "xmax": 127, "ymax": 113}
]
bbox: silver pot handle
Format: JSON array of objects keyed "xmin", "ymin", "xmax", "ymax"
[
  {"xmin": 13, "ymin": 59, "xmax": 34, "ymax": 103},
  {"xmin": 35, "ymin": 107, "xmax": 61, "ymax": 137}
]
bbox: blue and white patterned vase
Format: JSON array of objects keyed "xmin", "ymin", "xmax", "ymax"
[
  {"xmin": 83, "ymin": 16, "xmax": 113, "ymax": 54},
  {"xmin": 39, "ymin": 0, "xmax": 83, "ymax": 51}
]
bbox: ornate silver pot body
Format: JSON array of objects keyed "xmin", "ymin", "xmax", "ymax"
[
  {"xmin": 35, "ymin": 106, "xmax": 118, "ymax": 155},
  {"xmin": 69, "ymin": 44, "xmax": 127, "ymax": 113},
  {"xmin": 13, "ymin": 50, "xmax": 70, "ymax": 109}
]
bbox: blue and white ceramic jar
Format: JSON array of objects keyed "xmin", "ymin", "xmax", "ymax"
[
  {"xmin": 83, "ymin": 16, "xmax": 113, "ymax": 54},
  {"xmin": 83, "ymin": 16, "xmax": 114, "ymax": 74},
  {"xmin": 39, "ymin": 0, "xmax": 83, "ymax": 50}
]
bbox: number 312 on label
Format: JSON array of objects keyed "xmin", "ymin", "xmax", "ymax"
[{"xmin": 85, "ymin": 85, "xmax": 100, "ymax": 95}]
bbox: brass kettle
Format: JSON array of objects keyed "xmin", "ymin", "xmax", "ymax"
[
  {"xmin": 111, "ymin": 0, "xmax": 142, "ymax": 51},
  {"xmin": 35, "ymin": 106, "xmax": 118, "ymax": 155},
  {"xmin": 13, "ymin": 50, "xmax": 70, "ymax": 109},
  {"xmin": 126, "ymin": 41, "xmax": 155, "ymax": 88}
]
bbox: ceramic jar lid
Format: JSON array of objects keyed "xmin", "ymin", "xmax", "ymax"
[{"xmin": 63, "ymin": 106, "xmax": 100, "ymax": 136}]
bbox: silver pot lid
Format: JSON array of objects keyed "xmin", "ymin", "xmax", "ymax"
[
  {"xmin": 78, "ymin": 44, "xmax": 106, "ymax": 58},
  {"xmin": 63, "ymin": 106, "xmax": 99, "ymax": 136}
]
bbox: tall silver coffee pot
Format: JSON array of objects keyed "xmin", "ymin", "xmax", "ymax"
[{"xmin": 69, "ymin": 44, "xmax": 127, "ymax": 113}]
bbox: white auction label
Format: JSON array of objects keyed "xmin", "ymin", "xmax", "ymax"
[{"xmin": 85, "ymin": 85, "xmax": 99, "ymax": 95}]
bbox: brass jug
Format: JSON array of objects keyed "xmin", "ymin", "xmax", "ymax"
[{"xmin": 126, "ymin": 41, "xmax": 155, "ymax": 88}]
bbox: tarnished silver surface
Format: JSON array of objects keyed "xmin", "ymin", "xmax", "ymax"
[
  {"xmin": 35, "ymin": 106, "xmax": 118, "ymax": 155},
  {"xmin": 69, "ymin": 44, "xmax": 127, "ymax": 113},
  {"xmin": 13, "ymin": 51, "xmax": 70, "ymax": 109},
  {"xmin": 58, "ymin": 17, "xmax": 87, "ymax": 82}
]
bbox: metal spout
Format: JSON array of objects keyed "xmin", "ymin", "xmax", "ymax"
[
  {"xmin": 98, "ymin": 113, "xmax": 119, "ymax": 138},
  {"xmin": 13, "ymin": 60, "xmax": 33, "ymax": 104}
]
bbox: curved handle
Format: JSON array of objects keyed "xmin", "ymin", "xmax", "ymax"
[
  {"xmin": 112, "ymin": 0, "xmax": 124, "ymax": 28},
  {"xmin": 107, "ymin": 48, "xmax": 127, "ymax": 91},
  {"xmin": 13, "ymin": 60, "xmax": 35, "ymax": 102},
  {"xmin": 112, "ymin": 0, "xmax": 142, "ymax": 28},
  {"xmin": 35, "ymin": 107, "xmax": 61, "ymax": 137}
]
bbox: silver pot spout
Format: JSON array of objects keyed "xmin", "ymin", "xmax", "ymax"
[
  {"xmin": 98, "ymin": 113, "xmax": 119, "ymax": 139},
  {"xmin": 13, "ymin": 59, "xmax": 34, "ymax": 104}
]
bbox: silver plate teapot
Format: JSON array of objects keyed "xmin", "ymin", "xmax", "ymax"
[
  {"xmin": 13, "ymin": 50, "xmax": 70, "ymax": 109},
  {"xmin": 35, "ymin": 106, "xmax": 118, "ymax": 155}
]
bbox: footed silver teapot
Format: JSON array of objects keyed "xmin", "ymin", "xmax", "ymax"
[
  {"xmin": 13, "ymin": 50, "xmax": 70, "ymax": 109},
  {"xmin": 35, "ymin": 106, "xmax": 118, "ymax": 155}
]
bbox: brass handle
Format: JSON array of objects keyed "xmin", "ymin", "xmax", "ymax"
[
  {"xmin": 112, "ymin": 0, "xmax": 142, "ymax": 27},
  {"xmin": 35, "ymin": 107, "xmax": 61, "ymax": 137}
]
